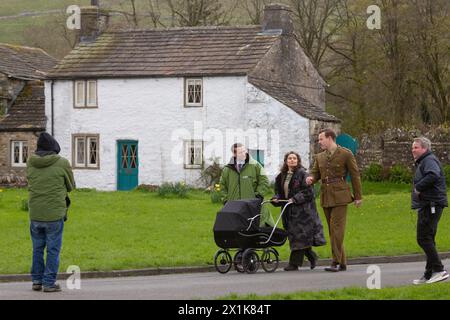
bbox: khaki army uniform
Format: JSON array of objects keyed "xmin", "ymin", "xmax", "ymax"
[{"xmin": 310, "ymin": 146, "xmax": 362, "ymax": 266}]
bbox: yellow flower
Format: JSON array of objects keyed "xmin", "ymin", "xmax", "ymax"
[
  {"xmin": 215, "ymin": 184, "xmax": 220, "ymax": 188},
  {"xmin": 0, "ymin": 189, "xmax": 3, "ymax": 192}
]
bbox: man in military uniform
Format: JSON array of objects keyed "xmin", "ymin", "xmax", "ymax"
[{"xmin": 306, "ymin": 129, "xmax": 362, "ymax": 272}]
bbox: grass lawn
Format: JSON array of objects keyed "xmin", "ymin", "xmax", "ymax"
[
  {"xmin": 0, "ymin": 183, "xmax": 449, "ymax": 275},
  {"xmin": 222, "ymin": 281, "xmax": 450, "ymax": 300}
]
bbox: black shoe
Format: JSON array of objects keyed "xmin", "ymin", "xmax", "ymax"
[
  {"xmin": 305, "ymin": 250, "xmax": 318, "ymax": 270},
  {"xmin": 32, "ymin": 283, "xmax": 42, "ymax": 291},
  {"xmin": 43, "ymin": 283, "xmax": 62, "ymax": 293},
  {"xmin": 284, "ymin": 264, "xmax": 299, "ymax": 271},
  {"xmin": 339, "ymin": 264, "xmax": 347, "ymax": 271}
]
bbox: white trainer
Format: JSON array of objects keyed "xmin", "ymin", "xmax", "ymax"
[
  {"xmin": 426, "ymin": 271, "xmax": 449, "ymax": 284},
  {"xmin": 412, "ymin": 276, "xmax": 428, "ymax": 285}
]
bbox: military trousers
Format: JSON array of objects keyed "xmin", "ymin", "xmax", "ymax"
[{"xmin": 323, "ymin": 205, "xmax": 347, "ymax": 266}]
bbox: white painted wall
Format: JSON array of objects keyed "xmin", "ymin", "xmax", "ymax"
[{"xmin": 45, "ymin": 76, "xmax": 310, "ymax": 190}]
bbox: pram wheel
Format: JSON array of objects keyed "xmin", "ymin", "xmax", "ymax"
[
  {"xmin": 242, "ymin": 249, "xmax": 260, "ymax": 274},
  {"xmin": 261, "ymin": 248, "xmax": 279, "ymax": 273},
  {"xmin": 214, "ymin": 249, "xmax": 232, "ymax": 274},
  {"xmin": 233, "ymin": 250, "xmax": 245, "ymax": 273}
]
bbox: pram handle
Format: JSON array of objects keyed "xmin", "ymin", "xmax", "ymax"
[
  {"xmin": 246, "ymin": 200, "xmax": 289, "ymax": 231},
  {"xmin": 260, "ymin": 201, "xmax": 292, "ymax": 245},
  {"xmin": 261, "ymin": 199, "xmax": 290, "ymax": 205}
]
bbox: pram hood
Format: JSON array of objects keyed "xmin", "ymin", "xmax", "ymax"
[{"xmin": 213, "ymin": 199, "xmax": 261, "ymax": 233}]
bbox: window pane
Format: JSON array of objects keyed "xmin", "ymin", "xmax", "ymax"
[
  {"xmin": 87, "ymin": 81, "xmax": 96, "ymax": 106},
  {"xmin": 22, "ymin": 143, "xmax": 28, "ymax": 163},
  {"xmin": 88, "ymin": 138, "xmax": 98, "ymax": 165},
  {"xmin": 130, "ymin": 145, "xmax": 137, "ymax": 168},
  {"xmin": 13, "ymin": 142, "xmax": 20, "ymax": 163},
  {"xmin": 186, "ymin": 79, "xmax": 202, "ymax": 105},
  {"xmin": 121, "ymin": 145, "xmax": 128, "ymax": 169},
  {"xmin": 188, "ymin": 83, "xmax": 195, "ymax": 104},
  {"xmin": 76, "ymin": 138, "xmax": 85, "ymax": 165},
  {"xmin": 76, "ymin": 81, "xmax": 85, "ymax": 106}
]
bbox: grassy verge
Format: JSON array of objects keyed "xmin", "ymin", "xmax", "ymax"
[
  {"xmin": 0, "ymin": 183, "xmax": 448, "ymax": 274},
  {"xmin": 222, "ymin": 281, "xmax": 450, "ymax": 300}
]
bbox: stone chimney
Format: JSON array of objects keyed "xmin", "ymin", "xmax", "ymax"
[
  {"xmin": 262, "ymin": 3, "xmax": 294, "ymax": 35},
  {"xmin": 79, "ymin": 1, "xmax": 109, "ymax": 43}
]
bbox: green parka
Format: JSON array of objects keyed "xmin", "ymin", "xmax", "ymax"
[
  {"xmin": 27, "ymin": 154, "xmax": 75, "ymax": 221},
  {"xmin": 219, "ymin": 154, "xmax": 275, "ymax": 227}
]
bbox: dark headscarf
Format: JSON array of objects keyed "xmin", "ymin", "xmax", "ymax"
[{"xmin": 36, "ymin": 132, "xmax": 61, "ymax": 156}]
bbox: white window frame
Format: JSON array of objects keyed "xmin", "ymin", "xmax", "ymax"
[
  {"xmin": 86, "ymin": 136, "xmax": 99, "ymax": 168},
  {"xmin": 11, "ymin": 141, "xmax": 28, "ymax": 167},
  {"xmin": 86, "ymin": 80, "xmax": 97, "ymax": 107},
  {"xmin": 74, "ymin": 80, "xmax": 97, "ymax": 108},
  {"xmin": 184, "ymin": 140, "xmax": 203, "ymax": 169},
  {"xmin": 185, "ymin": 78, "xmax": 203, "ymax": 107},
  {"xmin": 73, "ymin": 134, "xmax": 100, "ymax": 169}
]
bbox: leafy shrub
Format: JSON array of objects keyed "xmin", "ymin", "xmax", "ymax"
[
  {"xmin": 388, "ymin": 164, "xmax": 413, "ymax": 184},
  {"xmin": 157, "ymin": 182, "xmax": 189, "ymax": 198},
  {"xmin": 210, "ymin": 184, "xmax": 222, "ymax": 203},
  {"xmin": 362, "ymin": 163, "xmax": 384, "ymax": 182},
  {"xmin": 135, "ymin": 184, "xmax": 159, "ymax": 192},
  {"xmin": 199, "ymin": 158, "xmax": 223, "ymax": 188}
]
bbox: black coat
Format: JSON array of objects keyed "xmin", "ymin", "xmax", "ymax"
[
  {"xmin": 273, "ymin": 167, "xmax": 326, "ymax": 250},
  {"xmin": 412, "ymin": 151, "xmax": 448, "ymax": 209}
]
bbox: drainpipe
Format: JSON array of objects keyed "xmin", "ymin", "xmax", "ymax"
[{"xmin": 51, "ymin": 80, "xmax": 54, "ymax": 135}]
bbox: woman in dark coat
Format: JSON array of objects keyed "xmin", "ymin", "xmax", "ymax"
[{"xmin": 272, "ymin": 151, "xmax": 326, "ymax": 271}]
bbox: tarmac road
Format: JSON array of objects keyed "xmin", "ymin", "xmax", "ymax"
[{"xmin": 0, "ymin": 259, "xmax": 448, "ymax": 300}]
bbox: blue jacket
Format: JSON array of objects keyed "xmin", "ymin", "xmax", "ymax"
[{"xmin": 411, "ymin": 151, "xmax": 448, "ymax": 209}]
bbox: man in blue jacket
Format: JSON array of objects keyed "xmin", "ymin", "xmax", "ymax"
[{"xmin": 411, "ymin": 137, "xmax": 448, "ymax": 285}]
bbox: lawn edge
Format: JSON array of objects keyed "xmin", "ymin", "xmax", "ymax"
[{"xmin": 1, "ymin": 251, "xmax": 449, "ymax": 283}]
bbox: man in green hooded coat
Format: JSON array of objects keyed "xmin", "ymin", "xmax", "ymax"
[{"xmin": 219, "ymin": 143, "xmax": 275, "ymax": 227}]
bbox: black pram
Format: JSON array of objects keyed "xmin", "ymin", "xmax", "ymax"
[{"xmin": 213, "ymin": 199, "xmax": 290, "ymax": 274}]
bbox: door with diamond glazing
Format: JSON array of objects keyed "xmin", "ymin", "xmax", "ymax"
[{"xmin": 117, "ymin": 140, "xmax": 139, "ymax": 191}]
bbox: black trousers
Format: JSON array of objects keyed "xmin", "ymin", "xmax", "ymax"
[
  {"xmin": 289, "ymin": 248, "xmax": 316, "ymax": 266},
  {"xmin": 417, "ymin": 206, "xmax": 444, "ymax": 278}
]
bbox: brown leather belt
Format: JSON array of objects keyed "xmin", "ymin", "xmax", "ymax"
[{"xmin": 321, "ymin": 177, "xmax": 345, "ymax": 184}]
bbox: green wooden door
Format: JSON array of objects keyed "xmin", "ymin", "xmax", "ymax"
[{"xmin": 117, "ymin": 140, "xmax": 139, "ymax": 191}]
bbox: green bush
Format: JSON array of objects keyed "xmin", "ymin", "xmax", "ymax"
[
  {"xmin": 157, "ymin": 182, "xmax": 189, "ymax": 198},
  {"xmin": 444, "ymin": 165, "xmax": 450, "ymax": 187},
  {"xmin": 135, "ymin": 184, "xmax": 158, "ymax": 193},
  {"xmin": 388, "ymin": 164, "xmax": 413, "ymax": 184},
  {"xmin": 209, "ymin": 184, "xmax": 223, "ymax": 203},
  {"xmin": 362, "ymin": 163, "xmax": 384, "ymax": 182}
]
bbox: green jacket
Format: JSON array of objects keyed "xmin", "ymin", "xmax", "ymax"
[
  {"xmin": 27, "ymin": 154, "xmax": 75, "ymax": 221},
  {"xmin": 219, "ymin": 155, "xmax": 275, "ymax": 227}
]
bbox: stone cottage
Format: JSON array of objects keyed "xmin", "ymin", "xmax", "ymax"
[
  {"xmin": 45, "ymin": 3, "xmax": 341, "ymax": 191},
  {"xmin": 0, "ymin": 44, "xmax": 57, "ymax": 186}
]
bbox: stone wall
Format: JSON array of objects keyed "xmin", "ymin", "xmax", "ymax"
[
  {"xmin": 357, "ymin": 127, "xmax": 450, "ymax": 170},
  {"xmin": 0, "ymin": 131, "xmax": 41, "ymax": 186}
]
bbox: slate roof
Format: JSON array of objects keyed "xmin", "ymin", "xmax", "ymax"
[
  {"xmin": 0, "ymin": 81, "xmax": 46, "ymax": 131},
  {"xmin": 0, "ymin": 43, "xmax": 57, "ymax": 80},
  {"xmin": 249, "ymin": 77, "xmax": 341, "ymax": 123},
  {"xmin": 47, "ymin": 26, "xmax": 281, "ymax": 79}
]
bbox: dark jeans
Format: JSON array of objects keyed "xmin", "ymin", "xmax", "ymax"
[
  {"xmin": 417, "ymin": 206, "xmax": 444, "ymax": 279},
  {"xmin": 30, "ymin": 219, "xmax": 64, "ymax": 287}
]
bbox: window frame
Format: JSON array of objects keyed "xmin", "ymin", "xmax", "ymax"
[
  {"xmin": 184, "ymin": 140, "xmax": 203, "ymax": 169},
  {"xmin": 10, "ymin": 140, "xmax": 28, "ymax": 167},
  {"xmin": 72, "ymin": 134, "xmax": 100, "ymax": 169},
  {"xmin": 184, "ymin": 78, "xmax": 203, "ymax": 107},
  {"xmin": 74, "ymin": 80, "xmax": 98, "ymax": 108}
]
